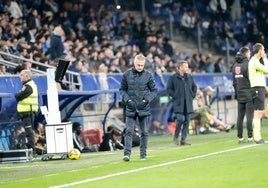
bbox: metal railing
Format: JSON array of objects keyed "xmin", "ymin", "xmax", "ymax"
[{"xmin": 0, "ymin": 51, "xmax": 82, "ymax": 90}]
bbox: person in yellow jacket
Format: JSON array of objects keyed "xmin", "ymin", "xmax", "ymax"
[
  {"xmin": 15, "ymin": 69, "xmax": 39, "ymax": 154},
  {"xmin": 248, "ymin": 43, "xmax": 268, "ymax": 144}
]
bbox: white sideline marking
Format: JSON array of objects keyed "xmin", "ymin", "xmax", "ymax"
[{"xmin": 50, "ymin": 144, "xmax": 258, "ymax": 188}]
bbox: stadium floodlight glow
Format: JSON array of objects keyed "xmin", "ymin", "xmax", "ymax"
[{"xmin": 116, "ymin": 4, "xmax": 121, "ymax": 10}]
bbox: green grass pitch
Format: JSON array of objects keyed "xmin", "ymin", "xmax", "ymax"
[{"xmin": 1, "ymin": 120, "xmax": 268, "ymax": 188}]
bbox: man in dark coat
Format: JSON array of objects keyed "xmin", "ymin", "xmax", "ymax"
[
  {"xmin": 120, "ymin": 54, "xmax": 158, "ymax": 161},
  {"xmin": 48, "ymin": 26, "xmax": 64, "ymax": 61},
  {"xmin": 232, "ymin": 46, "xmax": 254, "ymax": 143},
  {"xmin": 167, "ymin": 60, "xmax": 197, "ymax": 146}
]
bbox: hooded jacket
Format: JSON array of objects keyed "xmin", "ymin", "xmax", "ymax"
[{"xmin": 232, "ymin": 53, "xmax": 252, "ymax": 102}]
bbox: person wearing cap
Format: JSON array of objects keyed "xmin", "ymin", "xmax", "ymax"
[
  {"xmin": 248, "ymin": 43, "xmax": 268, "ymax": 144},
  {"xmin": 167, "ymin": 60, "xmax": 197, "ymax": 146},
  {"xmin": 232, "ymin": 46, "xmax": 254, "ymax": 144}
]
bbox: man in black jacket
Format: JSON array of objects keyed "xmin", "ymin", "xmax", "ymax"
[
  {"xmin": 15, "ymin": 69, "xmax": 39, "ymax": 155},
  {"xmin": 120, "ymin": 54, "xmax": 158, "ymax": 161},
  {"xmin": 167, "ymin": 60, "xmax": 197, "ymax": 146},
  {"xmin": 232, "ymin": 46, "xmax": 254, "ymax": 143}
]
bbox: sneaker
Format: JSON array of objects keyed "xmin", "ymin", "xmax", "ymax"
[
  {"xmin": 208, "ymin": 127, "xmax": 220, "ymax": 133},
  {"xmin": 123, "ymin": 155, "xmax": 130, "ymax": 162},
  {"xmin": 140, "ymin": 158, "xmax": 146, "ymax": 161},
  {"xmin": 247, "ymin": 138, "xmax": 254, "ymax": 143},
  {"xmin": 180, "ymin": 140, "xmax": 191, "ymax": 146},
  {"xmin": 255, "ymin": 139, "xmax": 265, "ymax": 144},
  {"xmin": 225, "ymin": 124, "xmax": 235, "ymax": 132},
  {"xmin": 173, "ymin": 137, "xmax": 179, "ymax": 145},
  {"xmin": 238, "ymin": 138, "xmax": 247, "ymax": 144}
]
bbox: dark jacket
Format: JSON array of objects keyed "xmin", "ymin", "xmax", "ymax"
[
  {"xmin": 232, "ymin": 53, "xmax": 252, "ymax": 103},
  {"xmin": 15, "ymin": 79, "xmax": 33, "ymax": 102},
  {"xmin": 120, "ymin": 67, "xmax": 158, "ymax": 117},
  {"xmin": 99, "ymin": 132, "xmax": 124, "ymax": 151},
  {"xmin": 48, "ymin": 34, "xmax": 64, "ymax": 61},
  {"xmin": 167, "ymin": 72, "xmax": 197, "ymax": 113}
]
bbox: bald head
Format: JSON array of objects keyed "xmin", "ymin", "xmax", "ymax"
[{"xmin": 19, "ymin": 69, "xmax": 31, "ymax": 82}]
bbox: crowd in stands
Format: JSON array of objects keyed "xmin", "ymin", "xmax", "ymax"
[{"xmin": 1, "ymin": 0, "xmax": 267, "ymax": 76}]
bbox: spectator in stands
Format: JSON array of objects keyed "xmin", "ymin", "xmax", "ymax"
[
  {"xmin": 72, "ymin": 122, "xmax": 99, "ymax": 153},
  {"xmin": 68, "ymin": 59, "xmax": 87, "ymax": 73},
  {"xmin": 4, "ymin": 0, "xmax": 23, "ymax": 19},
  {"xmin": 247, "ymin": 18, "xmax": 261, "ymax": 44},
  {"xmin": 163, "ymin": 38, "xmax": 174, "ymax": 57},
  {"xmin": 77, "ymin": 47, "xmax": 90, "ymax": 69},
  {"xmin": 108, "ymin": 57, "xmax": 122, "ymax": 73},
  {"xmin": 24, "ymin": 27, "xmax": 37, "ymax": 44},
  {"xmin": 34, "ymin": 122, "xmax": 46, "ymax": 155},
  {"xmin": 198, "ymin": 53, "xmax": 207, "ymax": 73},
  {"xmin": 99, "ymin": 128, "xmax": 124, "ymax": 152},
  {"xmin": 214, "ymin": 57, "xmax": 227, "ymax": 73},
  {"xmin": 99, "ymin": 48, "xmax": 114, "ymax": 67},
  {"xmin": 180, "ymin": 8, "xmax": 197, "ymax": 39},
  {"xmin": 120, "ymin": 54, "xmax": 158, "ymax": 161},
  {"xmin": 0, "ymin": 64, "xmax": 10, "ymax": 75},
  {"xmin": 204, "ymin": 54, "xmax": 214, "ymax": 73},
  {"xmin": 230, "ymin": 0, "xmax": 242, "ymax": 22},
  {"xmin": 165, "ymin": 59, "xmax": 176, "ymax": 73},
  {"xmin": 26, "ymin": 9, "xmax": 41, "ymax": 31},
  {"xmin": 206, "ymin": 20, "xmax": 222, "ymax": 49},
  {"xmin": 47, "ymin": 25, "xmax": 65, "ymax": 63},
  {"xmin": 209, "ymin": 0, "xmax": 228, "ymax": 21},
  {"xmin": 139, "ymin": 16, "xmax": 155, "ymax": 37},
  {"xmin": 167, "ymin": 60, "xmax": 197, "ymax": 145},
  {"xmin": 232, "ymin": 46, "xmax": 254, "ymax": 144},
  {"xmin": 248, "ymin": 43, "xmax": 268, "ymax": 144},
  {"xmin": 15, "ymin": 69, "xmax": 38, "ymax": 156},
  {"xmin": 189, "ymin": 53, "xmax": 200, "ymax": 73}
]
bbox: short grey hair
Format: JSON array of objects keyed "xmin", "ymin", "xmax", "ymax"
[
  {"xmin": 134, "ymin": 54, "xmax": 146, "ymax": 62},
  {"xmin": 176, "ymin": 60, "xmax": 188, "ymax": 69}
]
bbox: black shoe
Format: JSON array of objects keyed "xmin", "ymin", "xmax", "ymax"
[
  {"xmin": 255, "ymin": 139, "xmax": 265, "ymax": 144},
  {"xmin": 180, "ymin": 141, "xmax": 191, "ymax": 146}
]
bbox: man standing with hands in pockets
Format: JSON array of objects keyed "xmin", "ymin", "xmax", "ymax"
[
  {"xmin": 167, "ymin": 60, "xmax": 197, "ymax": 146},
  {"xmin": 120, "ymin": 54, "xmax": 158, "ymax": 161}
]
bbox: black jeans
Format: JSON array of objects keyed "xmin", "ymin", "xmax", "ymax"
[
  {"xmin": 19, "ymin": 112, "xmax": 36, "ymax": 154},
  {"xmin": 237, "ymin": 101, "xmax": 254, "ymax": 139}
]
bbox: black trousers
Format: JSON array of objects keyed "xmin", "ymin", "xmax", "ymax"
[
  {"xmin": 19, "ymin": 112, "xmax": 36, "ymax": 154},
  {"xmin": 237, "ymin": 101, "xmax": 254, "ymax": 139}
]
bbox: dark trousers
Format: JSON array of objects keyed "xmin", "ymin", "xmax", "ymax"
[
  {"xmin": 124, "ymin": 115, "xmax": 149, "ymax": 159},
  {"xmin": 19, "ymin": 112, "xmax": 36, "ymax": 154},
  {"xmin": 237, "ymin": 101, "xmax": 254, "ymax": 139},
  {"xmin": 174, "ymin": 113, "xmax": 191, "ymax": 141}
]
